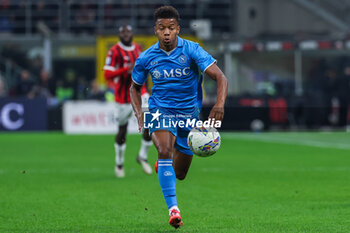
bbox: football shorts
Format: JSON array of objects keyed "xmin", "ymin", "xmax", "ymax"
[
  {"xmin": 115, "ymin": 93, "xmax": 149, "ymax": 126},
  {"xmin": 148, "ymin": 107, "xmax": 200, "ymax": 156}
]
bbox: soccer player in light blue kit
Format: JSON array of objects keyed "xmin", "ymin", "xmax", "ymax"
[{"xmin": 130, "ymin": 6, "xmax": 228, "ymax": 229}]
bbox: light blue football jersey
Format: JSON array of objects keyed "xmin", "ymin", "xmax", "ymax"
[{"xmin": 132, "ymin": 36, "xmax": 216, "ymax": 110}]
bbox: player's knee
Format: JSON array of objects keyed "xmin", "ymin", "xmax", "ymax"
[
  {"xmin": 116, "ymin": 137, "xmax": 126, "ymax": 145},
  {"xmin": 119, "ymin": 125, "xmax": 127, "ymax": 134},
  {"xmin": 116, "ymin": 131, "xmax": 127, "ymax": 144},
  {"xmin": 117, "ymin": 125, "xmax": 127, "ymax": 136},
  {"xmin": 145, "ymin": 134, "xmax": 152, "ymax": 141},
  {"xmin": 157, "ymin": 146, "xmax": 172, "ymax": 159},
  {"xmin": 143, "ymin": 130, "xmax": 152, "ymax": 141}
]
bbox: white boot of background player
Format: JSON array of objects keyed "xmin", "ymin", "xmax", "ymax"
[
  {"xmin": 114, "ymin": 143, "xmax": 126, "ymax": 178},
  {"xmin": 137, "ymin": 139, "xmax": 153, "ymax": 174}
]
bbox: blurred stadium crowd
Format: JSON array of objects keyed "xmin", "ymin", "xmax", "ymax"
[
  {"xmin": 1, "ymin": 0, "xmax": 350, "ymax": 130},
  {"xmin": 0, "ymin": 0, "xmax": 231, "ymax": 104},
  {"xmin": 0, "ymin": 0, "xmax": 231, "ymax": 35},
  {"xmin": 0, "ymin": 41, "xmax": 106, "ymax": 106}
]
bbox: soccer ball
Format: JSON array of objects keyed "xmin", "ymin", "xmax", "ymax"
[{"xmin": 187, "ymin": 126, "xmax": 221, "ymax": 157}]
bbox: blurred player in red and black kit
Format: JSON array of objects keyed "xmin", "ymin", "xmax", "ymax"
[{"xmin": 104, "ymin": 25, "xmax": 153, "ymax": 178}]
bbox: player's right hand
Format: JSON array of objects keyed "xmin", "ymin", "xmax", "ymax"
[
  {"xmin": 136, "ymin": 113, "xmax": 143, "ymax": 132},
  {"xmin": 127, "ymin": 62, "xmax": 135, "ymax": 74},
  {"xmin": 208, "ymin": 103, "xmax": 224, "ymax": 122}
]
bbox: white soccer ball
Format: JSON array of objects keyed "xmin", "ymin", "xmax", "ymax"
[{"xmin": 187, "ymin": 126, "xmax": 221, "ymax": 157}]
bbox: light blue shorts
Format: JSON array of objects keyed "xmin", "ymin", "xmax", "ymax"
[{"xmin": 148, "ymin": 107, "xmax": 199, "ymax": 156}]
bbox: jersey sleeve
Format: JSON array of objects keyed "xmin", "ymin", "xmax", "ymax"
[
  {"xmin": 104, "ymin": 49, "xmax": 118, "ymax": 71},
  {"xmin": 190, "ymin": 43, "xmax": 216, "ymax": 72},
  {"xmin": 104, "ymin": 48, "xmax": 129, "ymax": 80},
  {"xmin": 132, "ymin": 57, "xmax": 148, "ymax": 85}
]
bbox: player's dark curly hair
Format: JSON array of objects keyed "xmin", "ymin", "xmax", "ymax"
[{"xmin": 154, "ymin": 6, "xmax": 180, "ymax": 23}]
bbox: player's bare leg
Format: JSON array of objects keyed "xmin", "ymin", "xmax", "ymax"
[
  {"xmin": 172, "ymin": 148, "xmax": 193, "ymax": 181},
  {"xmin": 152, "ymin": 130, "xmax": 183, "ymax": 229},
  {"xmin": 136, "ymin": 129, "xmax": 153, "ymax": 174},
  {"xmin": 143, "ymin": 129, "xmax": 152, "ymax": 141},
  {"xmin": 116, "ymin": 124, "xmax": 127, "ymax": 144},
  {"xmin": 114, "ymin": 124, "xmax": 127, "ymax": 178},
  {"xmin": 152, "ymin": 130, "xmax": 175, "ymax": 160}
]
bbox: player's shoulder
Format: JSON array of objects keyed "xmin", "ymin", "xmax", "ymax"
[
  {"xmin": 114, "ymin": 42, "xmax": 122, "ymax": 49},
  {"xmin": 108, "ymin": 43, "xmax": 120, "ymax": 53},
  {"xmin": 179, "ymin": 37, "xmax": 200, "ymax": 55},
  {"xmin": 136, "ymin": 43, "xmax": 158, "ymax": 63},
  {"xmin": 133, "ymin": 42, "xmax": 142, "ymax": 50},
  {"xmin": 180, "ymin": 37, "xmax": 200, "ymax": 49},
  {"xmin": 181, "ymin": 37, "xmax": 199, "ymax": 46}
]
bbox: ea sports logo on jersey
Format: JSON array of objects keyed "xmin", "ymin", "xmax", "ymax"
[{"xmin": 152, "ymin": 70, "xmax": 161, "ymax": 79}]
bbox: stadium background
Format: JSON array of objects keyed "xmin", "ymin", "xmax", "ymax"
[
  {"xmin": 1, "ymin": 0, "xmax": 349, "ymax": 132},
  {"xmin": 1, "ymin": 1, "xmax": 350, "ymax": 232}
]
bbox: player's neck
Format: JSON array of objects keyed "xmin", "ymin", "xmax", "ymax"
[
  {"xmin": 121, "ymin": 41, "xmax": 132, "ymax": 47},
  {"xmin": 118, "ymin": 41, "xmax": 135, "ymax": 51}
]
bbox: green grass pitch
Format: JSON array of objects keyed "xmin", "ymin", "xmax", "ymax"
[{"xmin": 1, "ymin": 132, "xmax": 350, "ymax": 233}]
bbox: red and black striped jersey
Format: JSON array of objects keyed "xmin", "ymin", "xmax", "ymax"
[{"xmin": 104, "ymin": 42, "xmax": 147, "ymax": 104}]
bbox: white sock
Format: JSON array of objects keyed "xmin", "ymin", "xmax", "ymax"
[
  {"xmin": 169, "ymin": 206, "xmax": 180, "ymax": 215},
  {"xmin": 114, "ymin": 143, "xmax": 126, "ymax": 166},
  {"xmin": 138, "ymin": 139, "xmax": 152, "ymax": 160}
]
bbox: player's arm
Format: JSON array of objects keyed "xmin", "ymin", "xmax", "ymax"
[
  {"xmin": 104, "ymin": 67, "xmax": 129, "ymax": 81},
  {"xmin": 103, "ymin": 49, "xmax": 131, "ymax": 81},
  {"xmin": 130, "ymin": 55, "xmax": 148, "ymax": 132},
  {"xmin": 205, "ymin": 64, "xmax": 228, "ymax": 122},
  {"xmin": 130, "ymin": 81, "xmax": 143, "ymax": 132},
  {"xmin": 190, "ymin": 42, "xmax": 228, "ymax": 122}
]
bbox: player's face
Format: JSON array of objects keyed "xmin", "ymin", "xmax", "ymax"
[
  {"xmin": 154, "ymin": 18, "xmax": 180, "ymax": 51},
  {"xmin": 119, "ymin": 26, "xmax": 133, "ymax": 46}
]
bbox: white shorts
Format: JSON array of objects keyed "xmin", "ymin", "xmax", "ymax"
[{"xmin": 115, "ymin": 93, "xmax": 149, "ymax": 126}]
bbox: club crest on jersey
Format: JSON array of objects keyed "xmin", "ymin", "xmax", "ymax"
[
  {"xmin": 178, "ymin": 55, "xmax": 187, "ymax": 64},
  {"xmin": 152, "ymin": 70, "xmax": 161, "ymax": 79}
]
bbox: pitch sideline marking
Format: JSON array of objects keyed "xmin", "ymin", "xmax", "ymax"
[{"xmin": 223, "ymin": 133, "xmax": 350, "ymax": 150}]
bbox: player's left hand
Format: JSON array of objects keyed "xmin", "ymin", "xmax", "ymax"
[{"xmin": 208, "ymin": 104, "xmax": 224, "ymax": 122}]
